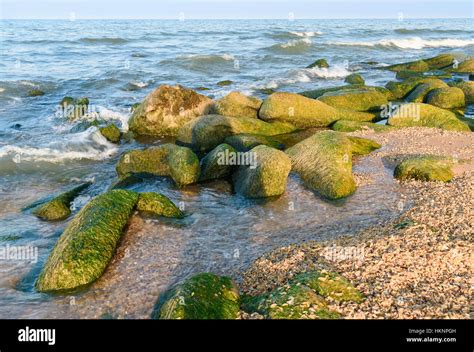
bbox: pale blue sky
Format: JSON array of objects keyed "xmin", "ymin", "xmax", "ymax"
[{"xmin": 1, "ymin": 0, "xmax": 473, "ymax": 19}]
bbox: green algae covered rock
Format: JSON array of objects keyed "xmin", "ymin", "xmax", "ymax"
[
  {"xmin": 385, "ymin": 77, "xmax": 441, "ymax": 100},
  {"xmin": 31, "ymin": 183, "xmax": 91, "ymax": 221},
  {"xmin": 153, "ymin": 273, "xmax": 240, "ymax": 319},
  {"xmin": 199, "ymin": 143, "xmax": 237, "ymax": 181},
  {"xmin": 217, "ymin": 80, "xmax": 233, "ymax": 87},
  {"xmin": 259, "ymin": 92, "xmax": 376, "ymax": 128},
  {"xmin": 176, "ymin": 114, "xmax": 296, "ymax": 152},
  {"xmin": 405, "ymin": 79, "xmax": 448, "ymax": 103},
  {"xmin": 293, "ymin": 271, "xmax": 364, "ymax": 303},
  {"xmin": 224, "ymin": 133, "xmax": 284, "ymax": 152},
  {"xmin": 116, "ymin": 144, "xmax": 200, "ymax": 187},
  {"xmin": 233, "ymin": 145, "xmax": 291, "ymax": 198},
  {"xmin": 99, "ymin": 124, "xmax": 121, "ymax": 143},
  {"xmin": 136, "ymin": 192, "xmax": 183, "ymax": 218},
  {"xmin": 347, "ymin": 136, "xmax": 381, "ymax": 156},
  {"xmin": 59, "ymin": 96, "xmax": 90, "ymax": 120},
  {"xmin": 301, "ymin": 85, "xmax": 394, "ymax": 101},
  {"xmin": 306, "ymin": 58, "xmax": 329, "ymax": 69},
  {"xmin": 424, "ymin": 54, "xmax": 456, "ymax": 70},
  {"xmin": 385, "ymin": 59, "xmax": 429, "ymax": 73},
  {"xmin": 344, "ymin": 73, "xmax": 365, "ymax": 85},
  {"xmin": 211, "ymin": 92, "xmax": 262, "ymax": 119},
  {"xmin": 395, "ymin": 70, "xmax": 452, "ymax": 80},
  {"xmin": 318, "ymin": 88, "xmax": 388, "ymax": 112},
  {"xmin": 451, "ymin": 58, "xmax": 474, "ymax": 73},
  {"xmin": 36, "ymin": 190, "xmax": 139, "ymax": 292},
  {"xmin": 332, "ymin": 120, "xmax": 393, "ymax": 133},
  {"xmin": 285, "ymin": 131, "xmax": 356, "ymax": 200},
  {"xmin": 425, "ymin": 87, "xmax": 465, "ymax": 109},
  {"xmin": 129, "ymin": 85, "xmax": 213, "ymax": 137},
  {"xmin": 27, "ymin": 89, "xmax": 45, "ymax": 97},
  {"xmin": 449, "ymin": 80, "xmax": 474, "ymax": 103},
  {"xmin": 387, "ymin": 103, "xmax": 470, "ymax": 132},
  {"xmin": 394, "ymin": 155, "xmax": 454, "ymax": 182}
]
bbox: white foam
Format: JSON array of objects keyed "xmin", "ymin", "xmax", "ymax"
[
  {"xmin": 281, "ymin": 38, "xmax": 312, "ymax": 48},
  {"xmin": 290, "ymin": 31, "xmax": 322, "ymax": 37},
  {"xmin": 336, "ymin": 37, "xmax": 474, "ymax": 49}
]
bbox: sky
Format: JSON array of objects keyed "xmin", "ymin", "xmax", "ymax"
[{"xmin": 0, "ymin": 0, "xmax": 473, "ymax": 19}]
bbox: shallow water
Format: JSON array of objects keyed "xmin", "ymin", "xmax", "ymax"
[{"xmin": 0, "ymin": 18, "xmax": 472, "ymax": 318}]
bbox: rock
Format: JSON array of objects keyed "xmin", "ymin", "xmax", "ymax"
[
  {"xmin": 332, "ymin": 120, "xmax": 393, "ymax": 132},
  {"xmin": 293, "ymin": 271, "xmax": 364, "ymax": 303},
  {"xmin": 301, "ymin": 85, "xmax": 394, "ymax": 101},
  {"xmin": 470, "ymin": 74, "xmax": 474, "ymax": 81},
  {"xmin": 306, "ymin": 58, "xmax": 329, "ymax": 69},
  {"xmin": 130, "ymin": 102, "xmax": 141, "ymax": 112},
  {"xmin": 344, "ymin": 73, "xmax": 365, "ymax": 85},
  {"xmin": 387, "ymin": 103, "xmax": 470, "ymax": 132},
  {"xmin": 347, "ymin": 136, "xmax": 381, "ymax": 156},
  {"xmin": 449, "ymin": 80, "xmax": 474, "ymax": 103},
  {"xmin": 217, "ymin": 80, "xmax": 233, "ymax": 86},
  {"xmin": 425, "ymin": 87, "xmax": 465, "ymax": 109},
  {"xmin": 153, "ymin": 273, "xmax": 240, "ymax": 319},
  {"xmin": 30, "ymin": 183, "xmax": 91, "ymax": 221},
  {"xmin": 233, "ymin": 145, "xmax": 291, "ymax": 198},
  {"xmin": 128, "ymin": 85, "xmax": 213, "ymax": 137},
  {"xmin": 258, "ymin": 88, "xmax": 277, "ymax": 95},
  {"xmin": 396, "ymin": 70, "xmax": 452, "ymax": 80},
  {"xmin": 195, "ymin": 86, "xmax": 211, "ymax": 91},
  {"xmin": 27, "ymin": 89, "xmax": 45, "ymax": 97},
  {"xmin": 116, "ymin": 144, "xmax": 200, "ymax": 187},
  {"xmin": 394, "ymin": 155, "xmax": 454, "ymax": 182},
  {"xmin": 176, "ymin": 114, "xmax": 296, "ymax": 152},
  {"xmin": 385, "ymin": 59, "xmax": 429, "ymax": 73},
  {"xmin": 69, "ymin": 119, "xmax": 100, "ymax": 133},
  {"xmin": 386, "ymin": 77, "xmax": 447, "ymax": 100},
  {"xmin": 424, "ymin": 54, "xmax": 455, "ymax": 70},
  {"xmin": 59, "ymin": 96, "xmax": 90, "ymax": 120},
  {"xmin": 36, "ymin": 190, "xmax": 139, "ymax": 292},
  {"xmin": 259, "ymin": 93, "xmax": 376, "ymax": 128},
  {"xmin": 99, "ymin": 124, "xmax": 121, "ymax": 143},
  {"xmin": 210, "ymin": 92, "xmax": 262, "ymax": 119},
  {"xmin": 405, "ymin": 79, "xmax": 448, "ymax": 103},
  {"xmin": 451, "ymin": 58, "xmax": 474, "ymax": 73},
  {"xmin": 199, "ymin": 143, "xmax": 237, "ymax": 181},
  {"xmin": 285, "ymin": 131, "xmax": 356, "ymax": 200},
  {"xmin": 318, "ymin": 88, "xmax": 388, "ymax": 111},
  {"xmin": 136, "ymin": 192, "xmax": 183, "ymax": 218},
  {"xmin": 224, "ymin": 134, "xmax": 284, "ymax": 152}
]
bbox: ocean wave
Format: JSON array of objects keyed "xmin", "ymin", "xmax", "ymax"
[
  {"xmin": 334, "ymin": 37, "xmax": 474, "ymax": 49},
  {"xmin": 266, "ymin": 38, "xmax": 313, "ymax": 54},
  {"xmin": 160, "ymin": 54, "xmax": 236, "ymax": 72},
  {"xmin": 268, "ymin": 31, "xmax": 322, "ymax": 40},
  {"xmin": 79, "ymin": 37, "xmax": 129, "ymax": 45},
  {"xmin": 394, "ymin": 28, "xmax": 472, "ymax": 35}
]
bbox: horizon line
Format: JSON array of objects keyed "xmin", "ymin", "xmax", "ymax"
[{"xmin": 1, "ymin": 17, "xmax": 471, "ymax": 20}]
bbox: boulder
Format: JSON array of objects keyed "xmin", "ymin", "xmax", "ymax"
[
  {"xmin": 116, "ymin": 144, "xmax": 200, "ymax": 187},
  {"xmin": 233, "ymin": 145, "xmax": 291, "ymax": 198},
  {"xmin": 217, "ymin": 80, "xmax": 233, "ymax": 87},
  {"xmin": 99, "ymin": 124, "xmax": 121, "ymax": 143},
  {"xmin": 318, "ymin": 88, "xmax": 388, "ymax": 111},
  {"xmin": 210, "ymin": 92, "xmax": 262, "ymax": 119},
  {"xmin": 384, "ymin": 59, "xmax": 429, "ymax": 73},
  {"xmin": 285, "ymin": 131, "xmax": 356, "ymax": 200},
  {"xmin": 347, "ymin": 136, "xmax": 381, "ymax": 156},
  {"xmin": 424, "ymin": 54, "xmax": 455, "ymax": 70},
  {"xmin": 27, "ymin": 89, "xmax": 45, "ymax": 97},
  {"xmin": 306, "ymin": 58, "xmax": 329, "ymax": 69},
  {"xmin": 395, "ymin": 70, "xmax": 452, "ymax": 80},
  {"xmin": 449, "ymin": 81, "xmax": 474, "ymax": 103},
  {"xmin": 224, "ymin": 134, "xmax": 284, "ymax": 152},
  {"xmin": 128, "ymin": 85, "xmax": 213, "ymax": 136},
  {"xmin": 387, "ymin": 103, "xmax": 470, "ymax": 131},
  {"xmin": 153, "ymin": 273, "xmax": 240, "ymax": 319},
  {"xmin": 451, "ymin": 58, "xmax": 474, "ymax": 73},
  {"xmin": 394, "ymin": 155, "xmax": 454, "ymax": 182},
  {"xmin": 300, "ymin": 85, "xmax": 394, "ymax": 100},
  {"xmin": 199, "ymin": 143, "xmax": 237, "ymax": 181},
  {"xmin": 176, "ymin": 114, "xmax": 296, "ymax": 152},
  {"xmin": 344, "ymin": 73, "xmax": 365, "ymax": 85},
  {"xmin": 425, "ymin": 87, "xmax": 465, "ymax": 109},
  {"xmin": 36, "ymin": 190, "xmax": 139, "ymax": 292},
  {"xmin": 332, "ymin": 120, "xmax": 393, "ymax": 133},
  {"xmin": 136, "ymin": 192, "xmax": 183, "ymax": 218},
  {"xmin": 405, "ymin": 79, "xmax": 449, "ymax": 103},
  {"xmin": 59, "ymin": 97, "xmax": 90, "ymax": 120},
  {"xmin": 386, "ymin": 77, "xmax": 444, "ymax": 100}
]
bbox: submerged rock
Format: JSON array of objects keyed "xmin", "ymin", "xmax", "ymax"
[
  {"xmin": 210, "ymin": 92, "xmax": 262, "ymax": 119},
  {"xmin": 347, "ymin": 136, "xmax": 382, "ymax": 156},
  {"xmin": 136, "ymin": 192, "xmax": 183, "ymax": 218},
  {"xmin": 306, "ymin": 58, "xmax": 329, "ymax": 69},
  {"xmin": 425, "ymin": 87, "xmax": 465, "ymax": 109},
  {"xmin": 285, "ymin": 131, "xmax": 356, "ymax": 200},
  {"xmin": 199, "ymin": 143, "xmax": 237, "ymax": 181},
  {"xmin": 344, "ymin": 73, "xmax": 365, "ymax": 85},
  {"xmin": 99, "ymin": 124, "xmax": 121, "ymax": 143},
  {"xmin": 36, "ymin": 190, "xmax": 139, "ymax": 292},
  {"xmin": 387, "ymin": 103, "xmax": 470, "ymax": 132},
  {"xmin": 233, "ymin": 145, "xmax": 291, "ymax": 198},
  {"xmin": 27, "ymin": 89, "xmax": 45, "ymax": 97},
  {"xmin": 153, "ymin": 273, "xmax": 240, "ymax": 319},
  {"xmin": 394, "ymin": 155, "xmax": 454, "ymax": 182},
  {"xmin": 332, "ymin": 120, "xmax": 393, "ymax": 132},
  {"xmin": 405, "ymin": 79, "xmax": 448, "ymax": 103},
  {"xmin": 59, "ymin": 96, "xmax": 90, "ymax": 120},
  {"xmin": 116, "ymin": 144, "xmax": 200, "ymax": 187},
  {"xmin": 318, "ymin": 88, "xmax": 388, "ymax": 111},
  {"xmin": 224, "ymin": 134, "xmax": 284, "ymax": 152},
  {"xmin": 128, "ymin": 85, "xmax": 213, "ymax": 137},
  {"xmin": 176, "ymin": 114, "xmax": 296, "ymax": 152},
  {"xmin": 217, "ymin": 80, "xmax": 233, "ymax": 87},
  {"xmin": 31, "ymin": 183, "xmax": 91, "ymax": 221}
]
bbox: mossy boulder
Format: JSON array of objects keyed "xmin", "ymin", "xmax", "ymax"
[
  {"xmin": 344, "ymin": 73, "xmax": 365, "ymax": 85},
  {"xmin": 99, "ymin": 124, "xmax": 121, "ymax": 143},
  {"xmin": 306, "ymin": 58, "xmax": 329, "ymax": 69},
  {"xmin": 176, "ymin": 114, "xmax": 296, "ymax": 152},
  {"xmin": 425, "ymin": 87, "xmax": 465, "ymax": 109},
  {"xmin": 116, "ymin": 144, "xmax": 200, "ymax": 187},
  {"xmin": 405, "ymin": 79, "xmax": 448, "ymax": 103},
  {"xmin": 301, "ymin": 85, "xmax": 394, "ymax": 101},
  {"xmin": 60, "ymin": 96, "xmax": 90, "ymax": 120},
  {"xmin": 217, "ymin": 80, "xmax": 233, "ymax": 87},
  {"xmin": 31, "ymin": 183, "xmax": 91, "ymax": 221},
  {"xmin": 395, "ymin": 70, "xmax": 452, "ymax": 80},
  {"xmin": 449, "ymin": 81, "xmax": 474, "ymax": 103},
  {"xmin": 285, "ymin": 131, "xmax": 356, "ymax": 200},
  {"xmin": 36, "ymin": 190, "xmax": 139, "ymax": 292},
  {"xmin": 318, "ymin": 88, "xmax": 388, "ymax": 112},
  {"xmin": 153, "ymin": 273, "xmax": 240, "ymax": 319},
  {"xmin": 199, "ymin": 143, "xmax": 237, "ymax": 181},
  {"xmin": 27, "ymin": 89, "xmax": 45, "ymax": 97},
  {"xmin": 136, "ymin": 192, "xmax": 183, "ymax": 218},
  {"xmin": 233, "ymin": 145, "xmax": 291, "ymax": 198},
  {"xmin": 385, "ymin": 59, "xmax": 429, "ymax": 73},
  {"xmin": 424, "ymin": 54, "xmax": 455, "ymax": 70},
  {"xmin": 451, "ymin": 58, "xmax": 474, "ymax": 73},
  {"xmin": 332, "ymin": 120, "xmax": 393, "ymax": 133},
  {"xmin": 224, "ymin": 134, "xmax": 284, "ymax": 152},
  {"xmin": 387, "ymin": 103, "xmax": 470, "ymax": 131},
  {"xmin": 394, "ymin": 155, "xmax": 454, "ymax": 182},
  {"xmin": 347, "ymin": 136, "xmax": 381, "ymax": 156},
  {"xmin": 128, "ymin": 85, "xmax": 213, "ymax": 137},
  {"xmin": 385, "ymin": 77, "xmax": 442, "ymax": 99},
  {"xmin": 259, "ymin": 93, "xmax": 376, "ymax": 128},
  {"xmin": 210, "ymin": 92, "xmax": 262, "ymax": 119}
]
